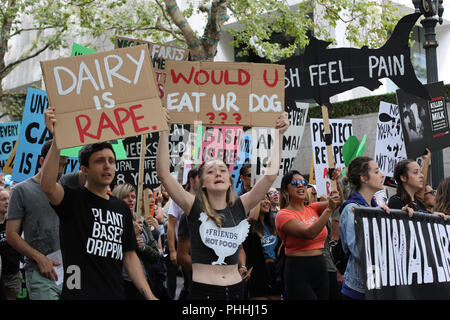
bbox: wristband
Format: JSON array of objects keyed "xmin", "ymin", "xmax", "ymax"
[{"xmin": 238, "ymin": 265, "xmax": 247, "ymax": 271}]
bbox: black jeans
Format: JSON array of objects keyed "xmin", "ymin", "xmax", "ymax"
[{"xmin": 189, "ymin": 281, "xmax": 245, "ymax": 300}]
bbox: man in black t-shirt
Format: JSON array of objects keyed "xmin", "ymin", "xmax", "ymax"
[{"xmin": 40, "ymin": 107, "xmax": 157, "ymax": 300}]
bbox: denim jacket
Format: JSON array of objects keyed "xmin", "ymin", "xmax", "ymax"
[{"xmin": 339, "ymin": 202, "xmax": 366, "ymax": 295}]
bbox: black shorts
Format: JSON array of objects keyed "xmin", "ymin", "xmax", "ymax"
[{"xmin": 189, "ymin": 281, "xmax": 245, "ymax": 300}]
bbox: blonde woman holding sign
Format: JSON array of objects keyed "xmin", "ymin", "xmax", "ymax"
[{"xmin": 156, "ymin": 109, "xmax": 289, "ymax": 300}]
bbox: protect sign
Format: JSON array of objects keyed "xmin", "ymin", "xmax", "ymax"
[
  {"xmin": 40, "ymin": 45, "xmax": 168, "ymax": 149},
  {"xmin": 164, "ymin": 61, "xmax": 284, "ymax": 127},
  {"xmin": 310, "ymin": 118, "xmax": 353, "ymax": 197}
]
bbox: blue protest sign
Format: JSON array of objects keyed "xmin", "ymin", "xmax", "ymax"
[
  {"xmin": 231, "ymin": 132, "xmax": 252, "ymax": 194},
  {"xmin": 12, "ymin": 88, "xmax": 79, "ymax": 182}
]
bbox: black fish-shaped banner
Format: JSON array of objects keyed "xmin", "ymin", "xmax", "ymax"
[{"xmin": 280, "ymin": 12, "xmax": 429, "ymax": 108}]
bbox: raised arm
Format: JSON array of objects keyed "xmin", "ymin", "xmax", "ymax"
[
  {"xmin": 40, "ymin": 107, "xmax": 65, "ymax": 206},
  {"xmin": 281, "ymin": 194, "xmax": 341, "ymax": 240},
  {"xmin": 241, "ymin": 112, "xmax": 289, "ymax": 213},
  {"xmin": 156, "ymin": 108, "xmax": 194, "ymax": 214},
  {"xmin": 417, "ymin": 148, "xmax": 431, "ymax": 200}
]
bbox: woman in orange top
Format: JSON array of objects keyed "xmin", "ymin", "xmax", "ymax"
[{"xmin": 275, "ymin": 170, "xmax": 341, "ymax": 300}]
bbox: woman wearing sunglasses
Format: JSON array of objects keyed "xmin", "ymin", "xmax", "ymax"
[{"xmin": 275, "ymin": 170, "xmax": 341, "ymax": 300}]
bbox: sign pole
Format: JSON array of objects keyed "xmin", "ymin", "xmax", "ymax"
[
  {"xmin": 136, "ymin": 134, "xmax": 146, "ymax": 220},
  {"xmin": 321, "ymin": 105, "xmax": 337, "ymax": 192}
]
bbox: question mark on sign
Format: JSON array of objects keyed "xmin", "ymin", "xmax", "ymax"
[
  {"xmin": 206, "ymin": 112, "xmax": 215, "ymax": 124},
  {"xmin": 233, "ymin": 113, "xmax": 242, "ymax": 125},
  {"xmin": 219, "ymin": 112, "xmax": 227, "ymax": 124}
]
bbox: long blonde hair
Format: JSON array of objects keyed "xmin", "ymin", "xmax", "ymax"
[{"xmin": 196, "ymin": 159, "xmax": 236, "ymax": 228}]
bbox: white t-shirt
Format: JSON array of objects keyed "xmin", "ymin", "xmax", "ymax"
[{"xmin": 168, "ymin": 200, "xmax": 184, "ymax": 240}]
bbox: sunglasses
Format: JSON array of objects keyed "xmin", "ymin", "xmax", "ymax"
[
  {"xmin": 290, "ymin": 179, "xmax": 308, "ymax": 188},
  {"xmin": 425, "ymin": 190, "xmax": 436, "ymax": 196},
  {"xmin": 243, "ymin": 173, "xmax": 252, "ymax": 178}
]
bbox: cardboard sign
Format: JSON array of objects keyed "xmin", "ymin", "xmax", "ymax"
[
  {"xmin": 115, "ymin": 36, "xmax": 189, "ymax": 99},
  {"xmin": 374, "ymin": 101, "xmax": 407, "ymax": 179},
  {"xmin": 0, "ymin": 121, "xmax": 20, "ymax": 172},
  {"xmin": 164, "ymin": 61, "xmax": 285, "ymax": 127},
  {"xmin": 194, "ymin": 125, "xmax": 243, "ymax": 173},
  {"xmin": 396, "ymin": 81, "xmax": 450, "ymax": 159},
  {"xmin": 281, "ymin": 13, "xmax": 429, "ymax": 107},
  {"xmin": 113, "ymin": 124, "xmax": 191, "ymax": 190},
  {"xmin": 310, "ymin": 118, "xmax": 353, "ymax": 197},
  {"xmin": 40, "ymin": 45, "xmax": 168, "ymax": 149}
]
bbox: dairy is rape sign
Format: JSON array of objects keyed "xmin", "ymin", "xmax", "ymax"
[
  {"xmin": 164, "ymin": 61, "xmax": 284, "ymax": 127},
  {"xmin": 40, "ymin": 45, "xmax": 168, "ymax": 149}
]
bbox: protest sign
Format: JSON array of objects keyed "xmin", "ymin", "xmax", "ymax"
[
  {"xmin": 250, "ymin": 101, "xmax": 309, "ymax": 188},
  {"xmin": 0, "ymin": 121, "xmax": 20, "ymax": 172},
  {"xmin": 115, "ymin": 36, "xmax": 189, "ymax": 100},
  {"xmin": 310, "ymin": 118, "xmax": 353, "ymax": 197},
  {"xmin": 2, "ymin": 139, "xmax": 17, "ymax": 174},
  {"xmin": 40, "ymin": 45, "xmax": 168, "ymax": 149},
  {"xmin": 354, "ymin": 207, "xmax": 450, "ymax": 299},
  {"xmin": 194, "ymin": 125, "xmax": 243, "ymax": 173},
  {"xmin": 164, "ymin": 61, "xmax": 284, "ymax": 127},
  {"xmin": 374, "ymin": 101, "xmax": 407, "ymax": 179},
  {"xmin": 113, "ymin": 124, "xmax": 191, "ymax": 190},
  {"xmin": 12, "ymin": 88, "xmax": 80, "ymax": 182},
  {"xmin": 396, "ymin": 81, "xmax": 450, "ymax": 159},
  {"xmin": 280, "ymin": 13, "xmax": 429, "ymax": 108}
]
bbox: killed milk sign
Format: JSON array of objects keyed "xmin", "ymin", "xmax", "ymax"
[
  {"xmin": 40, "ymin": 45, "xmax": 168, "ymax": 149},
  {"xmin": 164, "ymin": 61, "xmax": 284, "ymax": 127}
]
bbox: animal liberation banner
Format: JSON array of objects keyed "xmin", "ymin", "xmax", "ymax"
[
  {"xmin": 112, "ymin": 124, "xmax": 190, "ymax": 190},
  {"xmin": 310, "ymin": 118, "xmax": 353, "ymax": 197},
  {"xmin": 164, "ymin": 61, "xmax": 284, "ymax": 127},
  {"xmin": 115, "ymin": 36, "xmax": 189, "ymax": 99},
  {"xmin": 0, "ymin": 121, "xmax": 20, "ymax": 172},
  {"xmin": 396, "ymin": 81, "xmax": 450, "ymax": 159},
  {"xmin": 374, "ymin": 101, "xmax": 407, "ymax": 180},
  {"xmin": 251, "ymin": 101, "xmax": 309, "ymax": 188},
  {"xmin": 12, "ymin": 88, "xmax": 79, "ymax": 182},
  {"xmin": 354, "ymin": 207, "xmax": 450, "ymax": 299},
  {"xmin": 40, "ymin": 45, "xmax": 168, "ymax": 149},
  {"xmin": 280, "ymin": 13, "xmax": 429, "ymax": 108}
]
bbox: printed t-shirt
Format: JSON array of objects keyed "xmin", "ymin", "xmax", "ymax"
[
  {"xmin": 53, "ymin": 186, "xmax": 137, "ymax": 300},
  {"xmin": 275, "ymin": 202, "xmax": 328, "ymax": 254},
  {"xmin": 6, "ymin": 177, "xmax": 60, "ymax": 272},
  {"xmin": 260, "ymin": 224, "xmax": 278, "ymax": 260}
]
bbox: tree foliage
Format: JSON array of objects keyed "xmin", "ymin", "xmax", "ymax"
[{"xmin": 0, "ymin": 0, "xmax": 401, "ymax": 120}]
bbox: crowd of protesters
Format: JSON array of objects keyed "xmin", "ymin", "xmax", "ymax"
[{"xmin": 0, "ymin": 108, "xmax": 449, "ymax": 300}]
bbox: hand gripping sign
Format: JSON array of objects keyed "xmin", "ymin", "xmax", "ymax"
[{"xmin": 40, "ymin": 45, "xmax": 168, "ymax": 149}]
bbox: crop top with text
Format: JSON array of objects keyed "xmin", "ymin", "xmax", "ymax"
[
  {"xmin": 187, "ymin": 197, "xmax": 248, "ymax": 265},
  {"xmin": 275, "ymin": 202, "xmax": 328, "ymax": 254}
]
